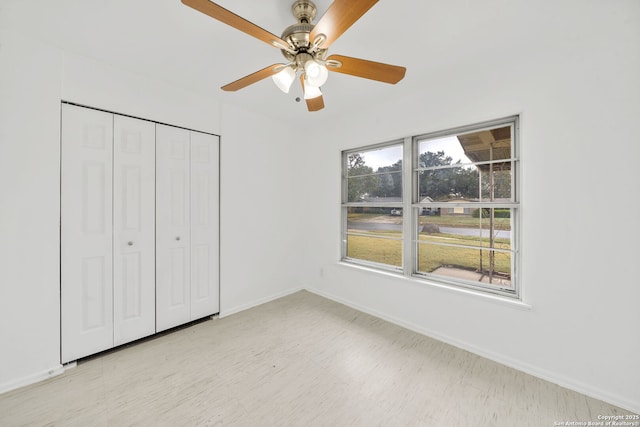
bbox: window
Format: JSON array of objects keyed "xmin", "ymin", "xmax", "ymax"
[
  {"xmin": 342, "ymin": 142, "xmax": 404, "ymax": 269},
  {"xmin": 341, "ymin": 117, "xmax": 519, "ymax": 298}
]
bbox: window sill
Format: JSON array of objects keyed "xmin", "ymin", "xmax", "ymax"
[{"xmin": 337, "ymin": 260, "xmax": 532, "ymax": 311}]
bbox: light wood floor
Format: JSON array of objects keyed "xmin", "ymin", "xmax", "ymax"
[{"xmin": 0, "ymin": 290, "xmax": 633, "ymax": 426}]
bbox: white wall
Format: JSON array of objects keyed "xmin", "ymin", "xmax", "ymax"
[
  {"xmin": 0, "ymin": 28, "xmax": 302, "ymax": 392},
  {"xmin": 218, "ymin": 103, "xmax": 306, "ymax": 315},
  {"xmin": 301, "ymin": 2, "xmax": 640, "ymax": 414},
  {"xmin": 0, "ymin": 30, "xmax": 65, "ymax": 392}
]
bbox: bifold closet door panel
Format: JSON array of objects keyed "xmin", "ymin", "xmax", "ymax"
[
  {"xmin": 113, "ymin": 115, "xmax": 156, "ymax": 346},
  {"xmin": 61, "ymin": 104, "xmax": 114, "ymax": 363},
  {"xmin": 190, "ymin": 132, "xmax": 220, "ymax": 319},
  {"xmin": 156, "ymin": 124, "xmax": 191, "ymax": 332}
]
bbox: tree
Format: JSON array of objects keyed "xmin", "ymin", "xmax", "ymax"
[
  {"xmin": 371, "ymin": 160, "xmax": 402, "ymax": 198},
  {"xmin": 348, "ymin": 153, "xmax": 366, "ymax": 169},
  {"xmin": 418, "ymin": 151, "xmax": 479, "ymax": 200},
  {"xmin": 419, "ymin": 150, "xmax": 452, "ymax": 169},
  {"xmin": 347, "ymin": 153, "xmax": 375, "ymax": 202}
]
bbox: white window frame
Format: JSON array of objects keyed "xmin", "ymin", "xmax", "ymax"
[
  {"xmin": 341, "ymin": 116, "xmax": 520, "ymax": 299},
  {"xmin": 341, "ymin": 140, "xmax": 405, "ymax": 273}
]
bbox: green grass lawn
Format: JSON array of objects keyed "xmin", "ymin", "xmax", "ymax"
[
  {"xmin": 417, "ymin": 234, "xmax": 511, "ymax": 274},
  {"xmin": 346, "ymin": 213, "xmax": 385, "ymax": 221},
  {"xmin": 346, "ymin": 232, "xmax": 403, "ymax": 267},
  {"xmin": 347, "ymin": 230, "xmax": 511, "ymax": 276}
]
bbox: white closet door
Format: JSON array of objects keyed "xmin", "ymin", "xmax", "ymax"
[
  {"xmin": 190, "ymin": 132, "xmax": 220, "ymax": 319},
  {"xmin": 156, "ymin": 124, "xmax": 191, "ymax": 332},
  {"xmin": 61, "ymin": 104, "xmax": 114, "ymax": 363},
  {"xmin": 113, "ymin": 115, "xmax": 156, "ymax": 345}
]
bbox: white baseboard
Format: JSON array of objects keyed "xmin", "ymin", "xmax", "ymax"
[
  {"xmin": 0, "ymin": 364, "xmax": 64, "ymax": 395},
  {"xmin": 305, "ymin": 286, "xmax": 640, "ymax": 415},
  {"xmin": 219, "ymin": 286, "xmax": 304, "ymax": 318}
]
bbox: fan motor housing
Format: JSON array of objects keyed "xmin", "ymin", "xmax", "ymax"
[
  {"xmin": 281, "ymin": 1, "xmax": 327, "ymax": 62},
  {"xmin": 281, "ymin": 23, "xmax": 314, "ymax": 52}
]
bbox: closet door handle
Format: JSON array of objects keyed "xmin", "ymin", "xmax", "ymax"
[
  {"xmin": 127, "ymin": 241, "xmax": 134, "ymax": 246},
  {"xmin": 175, "ymin": 236, "xmax": 181, "ymax": 241}
]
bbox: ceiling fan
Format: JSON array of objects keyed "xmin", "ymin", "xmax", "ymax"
[{"xmin": 181, "ymin": 0, "xmax": 407, "ymax": 112}]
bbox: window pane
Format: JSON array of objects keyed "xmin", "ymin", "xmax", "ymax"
[
  {"xmin": 418, "ymin": 167, "xmax": 480, "ymax": 201},
  {"xmin": 477, "ymin": 209, "xmax": 512, "ymax": 248},
  {"xmin": 347, "ymin": 207, "xmax": 403, "ymax": 234},
  {"xmin": 348, "ymin": 145, "xmax": 403, "ymax": 177},
  {"xmin": 347, "ymin": 171, "xmax": 403, "ymax": 203},
  {"xmin": 346, "ymin": 235, "xmax": 402, "ymax": 267},
  {"xmin": 417, "ymin": 125, "xmax": 513, "ymax": 203},
  {"xmin": 457, "ymin": 126, "xmax": 512, "ymax": 163},
  {"xmin": 418, "ymin": 136, "xmax": 474, "ymax": 167},
  {"xmin": 417, "ymin": 243, "xmax": 512, "ymax": 288},
  {"xmin": 347, "ymin": 206, "xmax": 402, "ymax": 239},
  {"xmin": 419, "ymin": 215, "xmax": 481, "ymax": 247},
  {"xmin": 417, "ymin": 126, "xmax": 512, "ymax": 166},
  {"xmin": 346, "ymin": 206, "xmax": 403, "ymax": 267},
  {"xmin": 347, "ymin": 145, "xmax": 403, "ymax": 203},
  {"xmin": 418, "ymin": 208, "xmax": 512, "ymax": 249},
  {"xmin": 480, "ymin": 163, "xmax": 512, "ymax": 201}
]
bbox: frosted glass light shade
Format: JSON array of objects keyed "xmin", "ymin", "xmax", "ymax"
[
  {"xmin": 303, "ymin": 79, "xmax": 322, "ymax": 100},
  {"xmin": 304, "ymin": 60, "xmax": 329, "ymax": 87},
  {"xmin": 272, "ymin": 66, "xmax": 296, "ymax": 93}
]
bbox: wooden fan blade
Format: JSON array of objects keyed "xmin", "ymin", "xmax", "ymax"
[
  {"xmin": 182, "ymin": 0, "xmax": 289, "ymax": 49},
  {"xmin": 326, "ymin": 54, "xmax": 406, "ymax": 84},
  {"xmin": 221, "ymin": 64, "xmax": 284, "ymax": 91},
  {"xmin": 306, "ymin": 96, "xmax": 325, "ymax": 112},
  {"xmin": 310, "ymin": 0, "xmax": 378, "ymax": 49},
  {"xmin": 300, "ymin": 75, "xmax": 325, "ymax": 112}
]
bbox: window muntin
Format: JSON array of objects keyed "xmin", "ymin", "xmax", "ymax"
[{"xmin": 341, "ymin": 117, "xmax": 519, "ymax": 298}]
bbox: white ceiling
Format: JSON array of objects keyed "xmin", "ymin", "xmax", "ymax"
[{"xmin": 0, "ymin": 0, "xmax": 548, "ymax": 120}]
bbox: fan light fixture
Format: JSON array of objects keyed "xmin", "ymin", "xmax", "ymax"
[
  {"xmin": 303, "ymin": 77, "xmax": 322, "ymax": 99},
  {"xmin": 304, "ymin": 59, "xmax": 329, "ymax": 87},
  {"xmin": 272, "ymin": 66, "xmax": 296, "ymax": 93}
]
